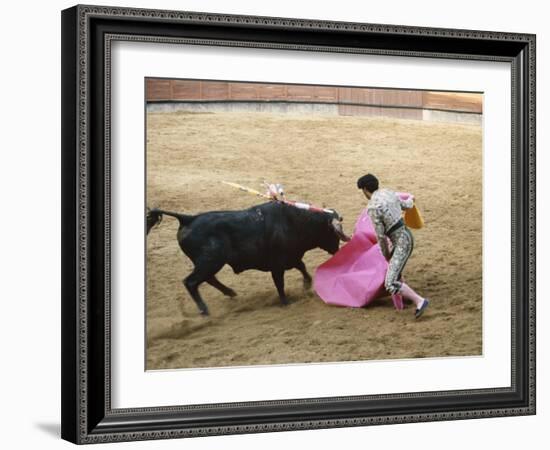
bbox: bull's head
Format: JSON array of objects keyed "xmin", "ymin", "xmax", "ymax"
[{"xmin": 319, "ymin": 210, "xmax": 351, "ymax": 255}]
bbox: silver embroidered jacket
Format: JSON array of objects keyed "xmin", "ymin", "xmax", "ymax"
[{"xmin": 366, "ymin": 188, "xmax": 413, "ymax": 258}]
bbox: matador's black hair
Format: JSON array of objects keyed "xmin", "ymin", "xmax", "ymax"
[{"xmin": 357, "ymin": 173, "xmax": 379, "ymax": 193}]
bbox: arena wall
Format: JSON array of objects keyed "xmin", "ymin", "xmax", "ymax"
[{"xmin": 146, "ymin": 79, "xmax": 482, "ymax": 124}]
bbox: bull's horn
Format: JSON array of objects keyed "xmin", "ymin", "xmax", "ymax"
[{"xmin": 331, "ymin": 218, "xmax": 351, "ymax": 242}]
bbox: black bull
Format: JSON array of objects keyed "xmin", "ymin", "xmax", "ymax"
[{"xmin": 146, "ymin": 201, "xmax": 350, "ymax": 315}]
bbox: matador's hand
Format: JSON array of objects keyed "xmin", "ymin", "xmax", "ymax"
[
  {"xmin": 384, "ymin": 238, "xmax": 393, "ymax": 259},
  {"xmin": 379, "ymin": 244, "xmax": 390, "ymax": 261}
]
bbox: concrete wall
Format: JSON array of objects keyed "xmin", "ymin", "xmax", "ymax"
[
  {"xmin": 146, "ymin": 101, "xmax": 340, "ymax": 115},
  {"xmin": 147, "ymin": 100, "xmax": 481, "ymax": 125}
]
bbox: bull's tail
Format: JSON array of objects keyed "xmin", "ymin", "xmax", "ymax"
[{"xmin": 146, "ymin": 207, "xmax": 195, "ymax": 235}]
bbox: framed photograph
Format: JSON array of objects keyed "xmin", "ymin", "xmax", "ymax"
[{"xmin": 61, "ymin": 4, "xmax": 536, "ymax": 444}]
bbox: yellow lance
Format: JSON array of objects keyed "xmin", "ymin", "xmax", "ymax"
[{"xmin": 222, "ymin": 181, "xmax": 272, "ymax": 200}]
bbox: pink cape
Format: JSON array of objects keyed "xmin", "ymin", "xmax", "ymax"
[{"xmin": 313, "ymin": 195, "xmax": 412, "ymax": 310}]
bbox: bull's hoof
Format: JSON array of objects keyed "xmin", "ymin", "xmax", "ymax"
[
  {"xmin": 303, "ymin": 279, "xmax": 312, "ymax": 290},
  {"xmin": 199, "ymin": 308, "xmax": 210, "ymax": 316},
  {"xmin": 279, "ymin": 298, "xmax": 291, "ymax": 306}
]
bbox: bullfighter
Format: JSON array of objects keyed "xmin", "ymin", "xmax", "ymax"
[{"xmin": 357, "ymin": 173, "xmax": 429, "ymax": 318}]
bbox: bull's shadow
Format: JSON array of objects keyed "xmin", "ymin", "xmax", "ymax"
[{"xmin": 147, "ymin": 201, "xmax": 349, "ymax": 315}]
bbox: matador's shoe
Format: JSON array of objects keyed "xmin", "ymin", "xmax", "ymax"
[{"xmin": 415, "ymin": 299, "xmax": 429, "ymax": 319}]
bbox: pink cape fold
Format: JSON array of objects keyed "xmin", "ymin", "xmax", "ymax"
[{"xmin": 313, "ymin": 193, "xmax": 412, "ymax": 310}]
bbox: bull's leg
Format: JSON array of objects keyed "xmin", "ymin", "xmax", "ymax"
[
  {"xmin": 295, "ymin": 260, "xmax": 312, "ymax": 290},
  {"xmin": 183, "ymin": 261, "xmax": 224, "ymax": 316},
  {"xmin": 271, "ymin": 269, "xmax": 289, "ymax": 306},
  {"xmin": 207, "ymin": 276, "xmax": 237, "ymax": 298},
  {"xmin": 183, "ymin": 272, "xmax": 210, "ymax": 316}
]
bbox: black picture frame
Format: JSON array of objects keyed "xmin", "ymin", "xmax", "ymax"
[{"xmin": 61, "ymin": 4, "xmax": 536, "ymax": 444}]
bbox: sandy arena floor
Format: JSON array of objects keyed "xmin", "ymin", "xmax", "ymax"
[{"xmin": 146, "ymin": 111, "xmax": 482, "ymax": 370}]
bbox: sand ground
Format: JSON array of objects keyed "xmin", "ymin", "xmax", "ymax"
[{"xmin": 146, "ymin": 111, "xmax": 482, "ymax": 370}]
